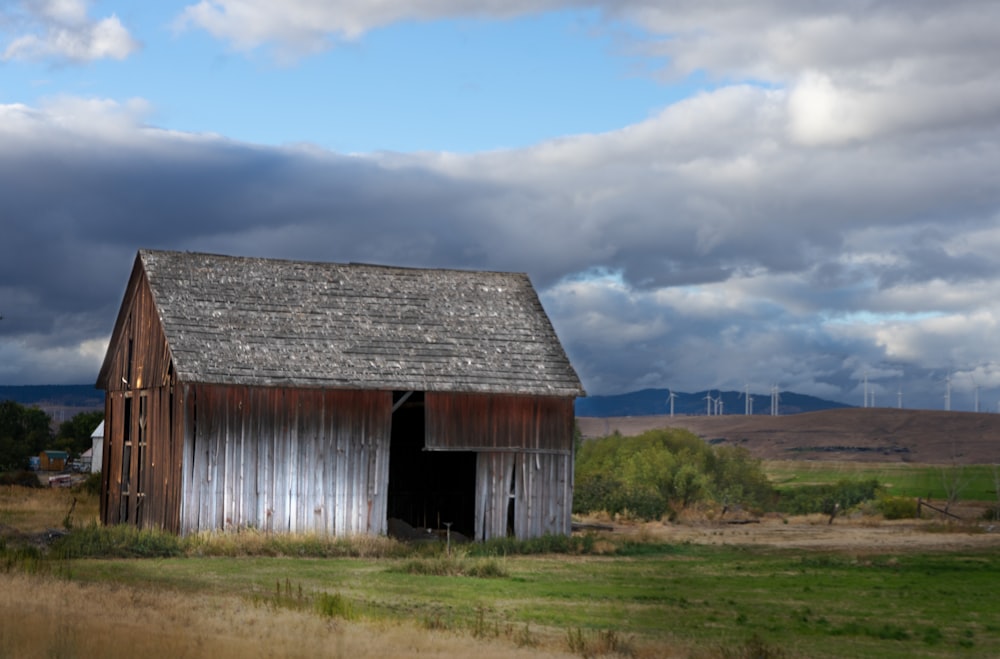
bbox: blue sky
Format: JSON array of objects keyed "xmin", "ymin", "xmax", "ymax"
[
  {"xmin": 3, "ymin": 5, "xmax": 686, "ymax": 152},
  {"xmin": 3, "ymin": 1, "xmax": 1000, "ymax": 413}
]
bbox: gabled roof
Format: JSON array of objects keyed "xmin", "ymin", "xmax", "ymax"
[{"xmin": 100, "ymin": 250, "xmax": 583, "ymax": 397}]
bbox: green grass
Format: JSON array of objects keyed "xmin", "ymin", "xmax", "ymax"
[
  {"xmin": 56, "ymin": 544, "xmax": 1000, "ymax": 658},
  {"xmin": 766, "ymin": 461, "xmax": 1000, "ymax": 501}
]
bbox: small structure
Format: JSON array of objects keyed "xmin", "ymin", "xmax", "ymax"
[
  {"xmin": 90, "ymin": 421, "xmax": 104, "ymax": 473},
  {"xmin": 79, "ymin": 448, "xmax": 94, "ymax": 472},
  {"xmin": 39, "ymin": 450, "xmax": 68, "ymax": 471},
  {"xmin": 97, "ymin": 250, "xmax": 584, "ymax": 539}
]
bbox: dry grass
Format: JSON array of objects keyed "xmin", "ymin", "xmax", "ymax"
[
  {"xmin": 186, "ymin": 527, "xmax": 406, "ymax": 558},
  {"xmin": 0, "ymin": 572, "xmax": 581, "ymax": 659},
  {"xmin": 0, "ymin": 486, "xmax": 99, "ymax": 535}
]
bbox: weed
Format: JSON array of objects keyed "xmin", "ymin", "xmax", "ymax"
[
  {"xmin": 0, "ymin": 544, "xmax": 48, "ymax": 575},
  {"xmin": 396, "ymin": 555, "xmax": 508, "ymax": 578},
  {"xmin": 49, "ymin": 522, "xmax": 182, "ymax": 559},
  {"xmin": 315, "ymin": 592, "xmax": 354, "ymax": 619},
  {"xmin": 565, "ymin": 627, "xmax": 634, "ymax": 657},
  {"xmin": 717, "ymin": 633, "xmax": 787, "ymax": 659},
  {"xmin": 514, "ymin": 622, "xmax": 537, "ymax": 648}
]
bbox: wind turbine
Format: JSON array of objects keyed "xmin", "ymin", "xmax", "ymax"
[
  {"xmin": 740, "ymin": 383, "xmax": 751, "ymax": 415},
  {"xmin": 969, "ymin": 372, "xmax": 980, "ymax": 413},
  {"xmin": 863, "ymin": 370, "xmax": 869, "ymax": 408},
  {"xmin": 705, "ymin": 391, "xmax": 714, "ymax": 416},
  {"xmin": 770, "ymin": 384, "xmax": 781, "ymax": 416},
  {"xmin": 897, "ymin": 384, "xmax": 903, "ymax": 409},
  {"xmin": 944, "ymin": 373, "xmax": 952, "ymax": 412},
  {"xmin": 666, "ymin": 389, "xmax": 678, "ymax": 417}
]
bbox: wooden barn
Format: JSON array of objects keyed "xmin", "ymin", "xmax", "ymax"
[{"xmin": 96, "ymin": 250, "xmax": 584, "ymax": 539}]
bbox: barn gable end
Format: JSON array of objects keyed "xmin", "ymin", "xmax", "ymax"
[{"xmin": 97, "ymin": 250, "xmax": 584, "ymax": 539}]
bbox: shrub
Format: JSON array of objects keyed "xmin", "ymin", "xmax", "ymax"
[
  {"xmin": 574, "ymin": 429, "xmax": 774, "ymax": 519},
  {"xmin": 75, "ymin": 471, "xmax": 102, "ymax": 496},
  {"xmin": 0, "ymin": 471, "xmax": 42, "ymax": 488},
  {"xmin": 776, "ymin": 479, "xmax": 880, "ymax": 515},
  {"xmin": 876, "ymin": 494, "xmax": 918, "ymax": 520}
]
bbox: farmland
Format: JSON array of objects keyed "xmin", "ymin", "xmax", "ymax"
[{"xmin": 3, "ymin": 484, "xmax": 1000, "ymax": 658}]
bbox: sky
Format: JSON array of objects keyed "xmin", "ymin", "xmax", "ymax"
[{"xmin": 2, "ymin": 1, "xmax": 1000, "ymax": 413}]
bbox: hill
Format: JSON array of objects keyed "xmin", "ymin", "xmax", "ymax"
[
  {"xmin": 577, "ymin": 407, "xmax": 1000, "ymax": 464},
  {"xmin": 574, "ymin": 387, "xmax": 850, "ymax": 417},
  {"xmin": 0, "ymin": 384, "xmax": 102, "ymax": 407},
  {"xmin": 0, "ymin": 384, "xmax": 103, "ymax": 423}
]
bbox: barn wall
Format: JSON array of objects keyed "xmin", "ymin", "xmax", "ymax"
[
  {"xmin": 180, "ymin": 384, "xmax": 391, "ymax": 536},
  {"xmin": 425, "ymin": 392, "xmax": 575, "ymax": 452},
  {"xmin": 100, "ymin": 268, "xmax": 182, "ymax": 532},
  {"xmin": 427, "ymin": 392, "xmax": 575, "ymax": 540},
  {"xmin": 474, "ymin": 451, "xmax": 573, "ymax": 540}
]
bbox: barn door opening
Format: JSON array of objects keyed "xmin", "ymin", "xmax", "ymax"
[{"xmin": 386, "ymin": 391, "xmax": 476, "ymax": 539}]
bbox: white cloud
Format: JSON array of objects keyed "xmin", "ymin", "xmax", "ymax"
[
  {"xmin": 1, "ymin": 0, "xmax": 138, "ymax": 62},
  {"xmin": 176, "ymin": 0, "xmax": 575, "ymax": 55}
]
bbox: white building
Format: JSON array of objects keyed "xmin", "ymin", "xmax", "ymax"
[{"xmin": 90, "ymin": 420, "xmax": 104, "ymax": 473}]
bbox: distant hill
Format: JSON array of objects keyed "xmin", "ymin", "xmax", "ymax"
[
  {"xmin": 0, "ymin": 384, "xmax": 102, "ymax": 408},
  {"xmin": 574, "ymin": 388, "xmax": 851, "ymax": 417},
  {"xmin": 576, "ymin": 407, "xmax": 1000, "ymax": 464}
]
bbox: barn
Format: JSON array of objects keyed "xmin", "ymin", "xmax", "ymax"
[{"xmin": 96, "ymin": 250, "xmax": 584, "ymax": 539}]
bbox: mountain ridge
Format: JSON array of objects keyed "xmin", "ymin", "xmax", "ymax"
[{"xmin": 575, "ymin": 387, "xmax": 851, "ymax": 417}]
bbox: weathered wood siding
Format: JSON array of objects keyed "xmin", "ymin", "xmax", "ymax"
[
  {"xmin": 425, "ymin": 392, "xmax": 574, "ymax": 453},
  {"xmin": 180, "ymin": 384, "xmax": 391, "ymax": 536},
  {"xmin": 100, "ymin": 265, "xmax": 183, "ymax": 532},
  {"xmin": 428, "ymin": 392, "xmax": 575, "ymax": 540},
  {"xmin": 474, "ymin": 451, "xmax": 573, "ymax": 540}
]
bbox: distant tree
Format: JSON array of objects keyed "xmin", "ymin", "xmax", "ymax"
[
  {"xmin": 574, "ymin": 428, "xmax": 775, "ymax": 519},
  {"xmin": 0, "ymin": 400, "xmax": 53, "ymax": 471},
  {"xmin": 55, "ymin": 410, "xmax": 104, "ymax": 457},
  {"xmin": 939, "ymin": 462, "xmax": 969, "ymax": 514}
]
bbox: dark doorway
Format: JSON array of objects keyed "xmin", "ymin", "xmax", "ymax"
[{"xmin": 386, "ymin": 391, "xmax": 476, "ymax": 538}]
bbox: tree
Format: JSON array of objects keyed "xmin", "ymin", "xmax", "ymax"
[
  {"xmin": 55, "ymin": 410, "xmax": 104, "ymax": 457},
  {"xmin": 0, "ymin": 400, "xmax": 53, "ymax": 471}
]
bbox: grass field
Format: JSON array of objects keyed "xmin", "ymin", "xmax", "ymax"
[
  {"xmin": 51, "ymin": 546, "xmax": 999, "ymax": 658},
  {"xmin": 3, "ymin": 481, "xmax": 1000, "ymax": 657},
  {"xmin": 766, "ymin": 461, "xmax": 1000, "ymax": 501}
]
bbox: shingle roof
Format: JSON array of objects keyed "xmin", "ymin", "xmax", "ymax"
[{"xmin": 138, "ymin": 250, "xmax": 583, "ymax": 396}]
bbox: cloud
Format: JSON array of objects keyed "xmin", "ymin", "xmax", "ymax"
[
  {"xmin": 3, "ymin": 75, "xmax": 1000, "ymax": 410},
  {"xmin": 5, "ymin": 2, "xmax": 1000, "ymax": 410},
  {"xmin": 175, "ymin": 0, "xmax": 576, "ymax": 57},
  {"xmin": 1, "ymin": 0, "xmax": 138, "ymax": 62}
]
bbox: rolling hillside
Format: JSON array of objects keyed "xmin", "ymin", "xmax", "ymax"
[{"xmin": 577, "ymin": 408, "xmax": 1000, "ymax": 464}]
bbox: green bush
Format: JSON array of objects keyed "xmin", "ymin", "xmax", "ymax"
[
  {"xmin": 574, "ymin": 429, "xmax": 774, "ymax": 519},
  {"xmin": 776, "ymin": 479, "xmax": 881, "ymax": 515},
  {"xmin": 0, "ymin": 470, "xmax": 41, "ymax": 487},
  {"xmin": 75, "ymin": 471, "xmax": 102, "ymax": 496},
  {"xmin": 876, "ymin": 494, "xmax": 918, "ymax": 520}
]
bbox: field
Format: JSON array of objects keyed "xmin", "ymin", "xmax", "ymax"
[
  {"xmin": 3, "ymin": 484, "xmax": 1000, "ymax": 658},
  {"xmin": 766, "ymin": 460, "xmax": 1000, "ymax": 501}
]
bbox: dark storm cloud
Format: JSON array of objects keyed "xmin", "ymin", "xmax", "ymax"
[{"xmin": 5, "ymin": 1, "xmax": 1000, "ymax": 410}]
